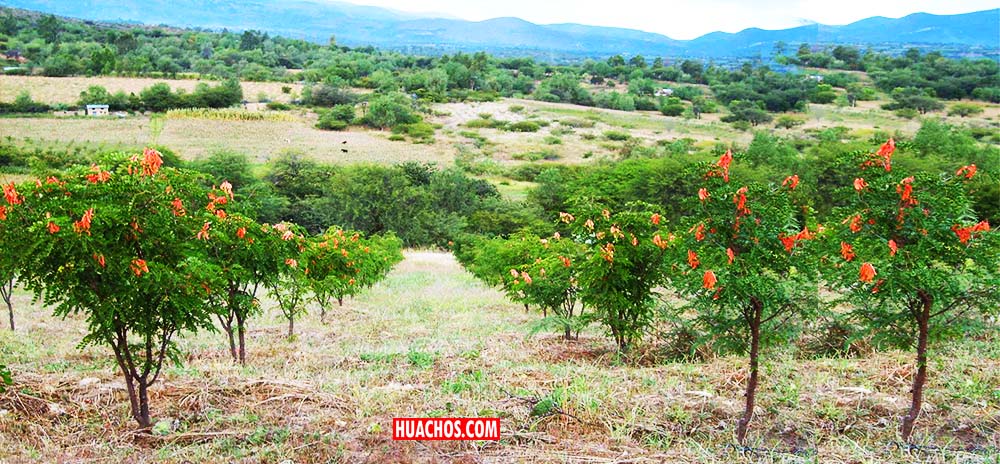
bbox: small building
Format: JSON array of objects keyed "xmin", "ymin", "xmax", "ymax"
[
  {"xmin": 86, "ymin": 104, "xmax": 110, "ymax": 117},
  {"xmin": 654, "ymin": 88, "xmax": 674, "ymax": 97}
]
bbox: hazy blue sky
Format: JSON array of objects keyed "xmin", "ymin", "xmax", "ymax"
[{"xmin": 342, "ymin": 0, "xmax": 1000, "ymax": 39}]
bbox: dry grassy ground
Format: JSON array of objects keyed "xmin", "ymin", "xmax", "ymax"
[{"xmin": 0, "ymin": 251, "xmax": 997, "ymax": 463}]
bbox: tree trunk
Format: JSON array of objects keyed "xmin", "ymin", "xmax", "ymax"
[
  {"xmin": 226, "ymin": 325, "xmax": 237, "ymax": 361},
  {"xmin": 237, "ymin": 316, "xmax": 247, "ymax": 365},
  {"xmin": 524, "ymin": 303, "xmax": 529, "ymax": 313},
  {"xmin": 4, "ymin": 295, "xmax": 12, "ymax": 332},
  {"xmin": 1, "ymin": 279, "xmax": 13, "ymax": 331},
  {"xmin": 287, "ymin": 314, "xmax": 295, "ymax": 339},
  {"xmin": 337, "ymin": 297, "xmax": 343, "ymax": 307},
  {"xmin": 136, "ymin": 378, "xmax": 152, "ymax": 429},
  {"xmin": 901, "ymin": 291, "xmax": 932, "ymax": 442},
  {"xmin": 736, "ymin": 297, "xmax": 763, "ymax": 445}
]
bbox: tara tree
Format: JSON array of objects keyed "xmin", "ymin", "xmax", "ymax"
[{"xmin": 824, "ymin": 140, "xmax": 998, "ymax": 442}]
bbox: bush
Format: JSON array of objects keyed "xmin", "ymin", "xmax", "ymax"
[
  {"xmin": 775, "ymin": 115, "xmax": 806, "ymax": 129},
  {"xmin": 508, "ymin": 121, "xmax": 541, "ymax": 132},
  {"xmin": 363, "ymin": 93, "xmax": 419, "ymax": 129},
  {"xmin": 316, "ymin": 115, "xmax": 348, "ymax": 131},
  {"xmin": 465, "ymin": 117, "xmax": 507, "ymax": 129},
  {"xmin": 604, "ymin": 130, "xmax": 630, "ymax": 141},
  {"xmin": 948, "ymin": 103, "xmax": 984, "ymax": 118},
  {"xmin": 659, "ymin": 97, "xmax": 685, "ymax": 117},
  {"xmin": 266, "ymin": 101, "xmax": 292, "ymax": 111},
  {"xmin": 560, "ymin": 118, "xmax": 595, "ymax": 128}
]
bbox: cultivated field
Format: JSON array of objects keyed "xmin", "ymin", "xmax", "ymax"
[{"xmin": 0, "ymin": 251, "xmax": 997, "ymax": 463}]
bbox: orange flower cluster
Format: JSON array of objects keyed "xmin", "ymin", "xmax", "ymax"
[
  {"xmin": 897, "ymin": 177, "xmax": 917, "ymax": 206},
  {"xmin": 702, "ymin": 270, "xmax": 717, "ymax": 289},
  {"xmin": 951, "ymin": 221, "xmax": 990, "ymax": 245},
  {"xmin": 47, "ymin": 221, "xmax": 60, "ymax": 234},
  {"xmin": 778, "ymin": 227, "xmax": 813, "ymax": 254},
  {"xmin": 859, "ymin": 262, "xmax": 876, "ymax": 282},
  {"xmin": 73, "ymin": 208, "xmax": 95, "ymax": 235},
  {"xmin": 717, "ymin": 149, "xmax": 733, "ymax": 182},
  {"xmin": 732, "ymin": 187, "xmax": 751, "ymax": 217},
  {"xmin": 687, "ymin": 250, "xmax": 700, "ymax": 269},
  {"xmin": 171, "ymin": 198, "xmax": 186, "ymax": 217},
  {"xmin": 698, "ymin": 188, "xmax": 710, "ymax": 202},
  {"xmin": 651, "ymin": 213, "xmax": 661, "ymax": 225},
  {"xmin": 726, "ymin": 247, "xmax": 735, "ymax": 264},
  {"xmin": 131, "ymin": 259, "xmax": 149, "ymax": 276},
  {"xmin": 692, "ymin": 223, "xmax": 706, "ymax": 241},
  {"xmin": 196, "ymin": 222, "xmax": 211, "ymax": 240},
  {"xmin": 3, "ymin": 183, "xmax": 22, "ymax": 205},
  {"xmin": 140, "ymin": 148, "xmax": 163, "ymax": 177},
  {"xmin": 861, "ymin": 138, "xmax": 895, "ymax": 172},
  {"xmin": 600, "ymin": 242, "xmax": 615, "ymax": 263},
  {"xmin": 86, "ymin": 164, "xmax": 112, "ymax": 184},
  {"xmin": 652, "ymin": 234, "xmax": 668, "ymax": 250},
  {"xmin": 782, "ymin": 175, "xmax": 799, "ymax": 190},
  {"xmin": 956, "ymin": 164, "xmax": 977, "ymax": 179},
  {"xmin": 853, "ymin": 178, "xmax": 868, "ymax": 192},
  {"xmin": 840, "ymin": 242, "xmax": 855, "ymax": 261}
]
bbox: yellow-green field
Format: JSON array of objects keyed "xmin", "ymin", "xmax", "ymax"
[{"xmin": 0, "ymin": 251, "xmax": 997, "ymax": 462}]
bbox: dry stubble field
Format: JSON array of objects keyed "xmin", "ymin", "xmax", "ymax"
[{"xmin": 0, "ymin": 251, "xmax": 997, "ymax": 463}]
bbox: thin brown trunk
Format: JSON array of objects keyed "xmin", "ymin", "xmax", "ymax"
[
  {"xmin": 736, "ymin": 297, "xmax": 762, "ymax": 445},
  {"xmin": 236, "ymin": 316, "xmax": 247, "ymax": 365},
  {"xmin": 524, "ymin": 303, "xmax": 529, "ymax": 313},
  {"xmin": 287, "ymin": 314, "xmax": 295, "ymax": 339},
  {"xmin": 1, "ymin": 279, "xmax": 13, "ymax": 331},
  {"xmin": 901, "ymin": 291, "xmax": 932, "ymax": 442},
  {"xmin": 226, "ymin": 324, "xmax": 237, "ymax": 361},
  {"xmin": 337, "ymin": 297, "xmax": 343, "ymax": 307},
  {"xmin": 136, "ymin": 379, "xmax": 151, "ymax": 429},
  {"xmin": 4, "ymin": 296, "xmax": 12, "ymax": 332}
]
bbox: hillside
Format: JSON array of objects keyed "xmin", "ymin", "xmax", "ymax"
[{"xmin": 0, "ymin": 0, "xmax": 996, "ymax": 58}]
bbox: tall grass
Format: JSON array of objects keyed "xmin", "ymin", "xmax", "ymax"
[{"xmin": 165, "ymin": 108, "xmax": 298, "ymax": 122}]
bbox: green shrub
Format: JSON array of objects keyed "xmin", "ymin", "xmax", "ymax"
[
  {"xmin": 604, "ymin": 130, "xmax": 630, "ymax": 141},
  {"xmin": 508, "ymin": 121, "xmax": 541, "ymax": 132},
  {"xmin": 509, "ymin": 105, "xmax": 525, "ymax": 113},
  {"xmin": 266, "ymin": 101, "xmax": 292, "ymax": 111},
  {"xmin": 316, "ymin": 113, "xmax": 349, "ymax": 131},
  {"xmin": 560, "ymin": 118, "xmax": 595, "ymax": 128},
  {"xmin": 775, "ymin": 115, "xmax": 806, "ymax": 129},
  {"xmin": 544, "ymin": 136, "xmax": 562, "ymax": 145}
]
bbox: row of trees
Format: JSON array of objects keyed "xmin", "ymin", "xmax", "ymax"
[
  {"xmin": 77, "ymin": 80, "xmax": 243, "ymax": 112},
  {"xmin": 0, "ymin": 149, "xmax": 402, "ymax": 427},
  {"xmin": 456, "ymin": 142, "xmax": 998, "ymax": 444}
]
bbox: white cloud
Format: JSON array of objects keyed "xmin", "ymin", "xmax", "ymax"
[{"xmin": 329, "ymin": 0, "xmax": 1000, "ymax": 39}]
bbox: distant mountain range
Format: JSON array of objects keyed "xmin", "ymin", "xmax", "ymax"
[{"xmin": 1, "ymin": 0, "xmax": 997, "ymax": 59}]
